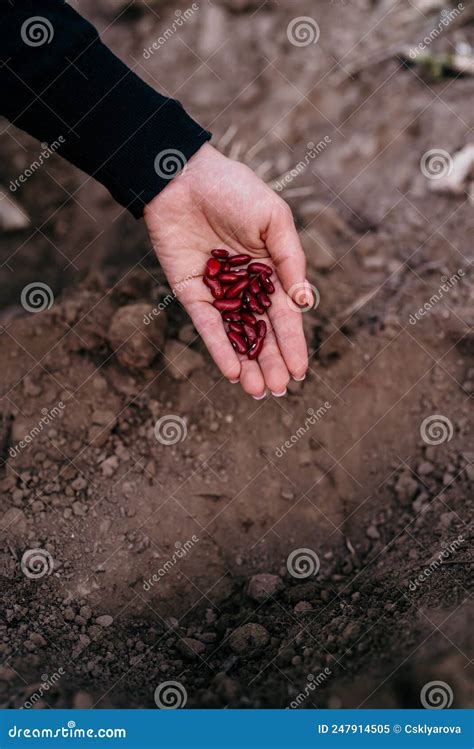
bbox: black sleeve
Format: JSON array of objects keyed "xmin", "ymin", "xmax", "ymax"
[{"xmin": 0, "ymin": 0, "xmax": 211, "ymax": 217}]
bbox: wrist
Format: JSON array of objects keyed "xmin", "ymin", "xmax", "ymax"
[{"xmin": 144, "ymin": 142, "xmax": 216, "ymax": 219}]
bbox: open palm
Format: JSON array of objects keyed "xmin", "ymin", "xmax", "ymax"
[{"xmin": 144, "ymin": 144, "xmax": 311, "ymax": 398}]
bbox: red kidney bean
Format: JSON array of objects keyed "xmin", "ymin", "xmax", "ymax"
[
  {"xmin": 260, "ymin": 274, "xmax": 275, "ymax": 294},
  {"xmin": 256, "ymin": 320, "xmax": 267, "ymax": 338},
  {"xmin": 248, "ymin": 336, "xmax": 264, "ymax": 360},
  {"xmin": 225, "ymin": 278, "xmax": 250, "ymax": 299},
  {"xmin": 203, "ymin": 249, "xmax": 276, "ymax": 362},
  {"xmin": 241, "ymin": 311, "xmax": 257, "ymax": 325},
  {"xmin": 248, "ymin": 262, "xmax": 272, "ymax": 275},
  {"xmin": 203, "ymin": 275, "xmax": 224, "ymax": 299},
  {"xmin": 228, "ymin": 254, "xmax": 251, "ymax": 267},
  {"xmin": 213, "ymin": 298, "xmax": 242, "ymax": 311},
  {"xmin": 258, "ymin": 290, "xmax": 271, "ymax": 309},
  {"xmin": 211, "ymin": 249, "xmax": 229, "ymax": 259},
  {"xmin": 249, "ymin": 276, "xmax": 261, "ymax": 295},
  {"xmin": 227, "ymin": 331, "xmax": 248, "ymax": 354},
  {"xmin": 218, "ymin": 271, "xmax": 246, "ymax": 284},
  {"xmin": 243, "ymin": 322, "xmax": 257, "ymax": 344},
  {"xmin": 206, "ymin": 258, "xmax": 221, "ymax": 277},
  {"xmin": 243, "ymin": 291, "xmax": 260, "ymax": 313},
  {"xmin": 248, "ymin": 294, "xmax": 264, "ymax": 314}
]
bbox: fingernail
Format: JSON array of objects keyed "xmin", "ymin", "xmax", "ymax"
[
  {"xmin": 271, "ymin": 389, "xmax": 287, "ymax": 397},
  {"xmin": 293, "ymin": 374, "xmax": 306, "ymax": 381},
  {"xmin": 229, "ymin": 379, "xmax": 239, "ymax": 384},
  {"xmin": 252, "ymin": 392, "xmax": 267, "ymax": 400},
  {"xmin": 304, "ymin": 280, "xmax": 313, "ymax": 307}
]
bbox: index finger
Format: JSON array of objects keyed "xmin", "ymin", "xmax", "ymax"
[{"xmin": 265, "ymin": 201, "xmax": 314, "ymax": 309}]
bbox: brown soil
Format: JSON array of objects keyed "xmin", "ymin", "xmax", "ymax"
[{"xmin": 0, "ymin": 0, "xmax": 472, "ymax": 710}]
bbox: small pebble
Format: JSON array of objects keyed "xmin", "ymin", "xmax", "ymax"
[{"xmin": 95, "ymin": 615, "xmax": 113, "ymax": 628}]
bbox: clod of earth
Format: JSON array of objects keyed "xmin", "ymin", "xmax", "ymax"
[
  {"xmin": 107, "ymin": 303, "xmax": 166, "ymax": 370},
  {"xmin": 247, "ymin": 573, "xmax": 283, "ymax": 603},
  {"xmin": 228, "ymin": 622, "xmax": 270, "ymax": 653}
]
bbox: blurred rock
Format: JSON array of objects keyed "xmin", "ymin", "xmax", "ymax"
[
  {"xmin": 429, "ymin": 144, "xmax": 474, "ymax": 196},
  {"xmin": 228, "ymin": 622, "xmax": 269, "ymax": 653},
  {"xmin": 0, "ymin": 188, "xmax": 30, "ymax": 232},
  {"xmin": 95, "ymin": 615, "xmax": 113, "ymax": 628},
  {"xmin": 107, "ymin": 304, "xmax": 166, "ymax": 370},
  {"xmin": 198, "ymin": 4, "xmax": 227, "ymax": 57},
  {"xmin": 247, "ymin": 573, "xmax": 283, "ymax": 603},
  {"xmin": 300, "ymin": 227, "xmax": 336, "ymax": 271},
  {"xmin": 294, "ymin": 600, "xmax": 313, "ymax": 615},
  {"xmin": 394, "ymin": 472, "xmax": 419, "ymax": 505},
  {"xmin": 164, "ymin": 340, "xmax": 205, "ymax": 381},
  {"xmin": 177, "ymin": 637, "xmax": 205, "ymax": 660},
  {"xmin": 0, "ymin": 507, "xmax": 28, "ymax": 543},
  {"xmin": 73, "ymin": 691, "xmax": 94, "ymax": 709}
]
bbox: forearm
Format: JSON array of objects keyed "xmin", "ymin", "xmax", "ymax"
[{"xmin": 0, "ymin": 0, "xmax": 211, "ymax": 217}]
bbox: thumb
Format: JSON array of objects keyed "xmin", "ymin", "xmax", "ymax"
[{"xmin": 265, "ymin": 201, "xmax": 313, "ymax": 308}]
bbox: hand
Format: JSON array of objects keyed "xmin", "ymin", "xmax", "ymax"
[{"xmin": 144, "ymin": 143, "xmax": 312, "ymax": 398}]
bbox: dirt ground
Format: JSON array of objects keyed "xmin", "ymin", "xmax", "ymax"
[{"xmin": 0, "ymin": 0, "xmax": 473, "ymax": 709}]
